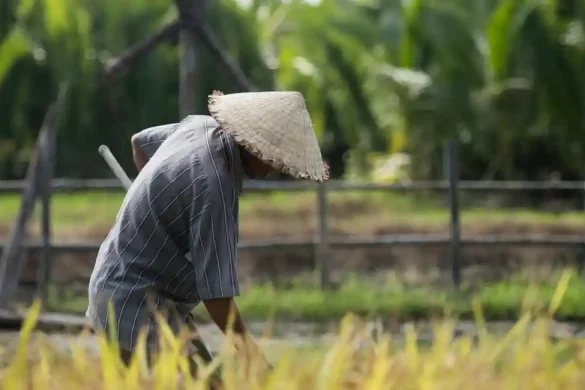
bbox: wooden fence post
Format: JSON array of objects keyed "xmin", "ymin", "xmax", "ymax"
[
  {"xmin": 177, "ymin": 0, "xmax": 208, "ymax": 118},
  {"xmin": 582, "ymin": 181, "xmax": 585, "ymax": 211},
  {"xmin": 179, "ymin": 27, "xmax": 196, "ymax": 118},
  {"xmin": 447, "ymin": 140, "xmax": 462, "ymax": 288},
  {"xmin": 36, "ymin": 116, "xmax": 56, "ymax": 309},
  {"xmin": 315, "ymin": 182, "xmax": 330, "ymax": 289},
  {"xmin": 443, "ymin": 143, "xmax": 451, "ymax": 206},
  {"xmin": 443, "ymin": 143, "xmax": 450, "ymax": 182}
]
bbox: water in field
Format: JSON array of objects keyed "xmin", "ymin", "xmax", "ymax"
[{"xmin": 1, "ymin": 319, "xmax": 584, "ymax": 364}]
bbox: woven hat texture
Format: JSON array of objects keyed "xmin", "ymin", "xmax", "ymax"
[{"xmin": 208, "ymin": 90, "xmax": 328, "ymax": 182}]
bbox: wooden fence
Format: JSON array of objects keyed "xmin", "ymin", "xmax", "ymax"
[{"xmin": 1, "ymin": 139, "xmax": 585, "ymax": 309}]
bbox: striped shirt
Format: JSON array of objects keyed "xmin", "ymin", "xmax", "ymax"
[{"xmin": 86, "ymin": 115, "xmax": 243, "ymax": 351}]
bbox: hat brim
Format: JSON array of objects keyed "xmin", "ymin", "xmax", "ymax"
[{"xmin": 208, "ymin": 91, "xmax": 329, "ymax": 182}]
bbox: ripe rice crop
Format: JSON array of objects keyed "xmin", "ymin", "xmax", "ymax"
[{"xmin": 1, "ymin": 270, "xmax": 585, "ymax": 389}]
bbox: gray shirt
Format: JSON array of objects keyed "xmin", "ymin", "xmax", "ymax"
[{"xmin": 86, "ymin": 115, "xmax": 243, "ymax": 351}]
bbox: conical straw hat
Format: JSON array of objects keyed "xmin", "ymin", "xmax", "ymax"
[{"xmin": 208, "ymin": 91, "xmax": 329, "ymax": 182}]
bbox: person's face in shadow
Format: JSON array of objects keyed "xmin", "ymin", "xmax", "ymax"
[{"xmin": 240, "ymin": 146, "xmax": 275, "ymax": 179}]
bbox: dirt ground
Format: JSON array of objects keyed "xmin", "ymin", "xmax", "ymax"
[{"xmin": 3, "ymin": 220, "xmax": 584, "ymax": 290}]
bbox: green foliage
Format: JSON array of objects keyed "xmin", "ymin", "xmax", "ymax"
[
  {"xmin": 1, "ymin": 0, "xmax": 585, "ymax": 180},
  {"xmin": 44, "ymin": 270, "xmax": 585, "ymax": 323}
]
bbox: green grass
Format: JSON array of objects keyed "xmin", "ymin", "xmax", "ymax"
[
  {"xmin": 48, "ymin": 272, "xmax": 585, "ymax": 322},
  {"xmin": 1, "ymin": 190, "xmax": 584, "ymax": 239}
]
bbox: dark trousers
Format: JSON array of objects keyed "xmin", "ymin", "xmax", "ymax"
[
  {"xmin": 91, "ymin": 308, "xmax": 212, "ymax": 379},
  {"xmin": 119, "ymin": 348, "xmax": 135, "ymax": 366}
]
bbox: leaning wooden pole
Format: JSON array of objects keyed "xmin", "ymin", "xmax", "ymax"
[
  {"xmin": 104, "ymin": 2, "xmax": 256, "ymax": 93},
  {"xmin": 181, "ymin": 20, "xmax": 255, "ymax": 92},
  {"xmin": 0, "ymin": 131, "xmax": 45, "ymax": 308},
  {"xmin": 0, "ymin": 85, "xmax": 68, "ymax": 309},
  {"xmin": 36, "ymin": 93, "xmax": 60, "ymax": 309},
  {"xmin": 176, "ymin": 0, "xmax": 256, "ymax": 92},
  {"xmin": 105, "ymin": 22, "xmax": 180, "ymax": 77}
]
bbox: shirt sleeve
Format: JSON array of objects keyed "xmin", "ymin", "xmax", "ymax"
[
  {"xmin": 188, "ymin": 189, "xmax": 240, "ymax": 302},
  {"xmin": 132, "ymin": 124, "xmax": 179, "ymax": 159}
]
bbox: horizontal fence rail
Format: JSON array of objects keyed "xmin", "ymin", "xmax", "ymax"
[
  {"xmin": 1, "ymin": 234, "xmax": 584, "ymax": 252},
  {"xmin": 1, "ymin": 178, "xmax": 585, "ymax": 194}
]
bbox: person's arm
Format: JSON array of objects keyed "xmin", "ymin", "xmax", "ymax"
[
  {"xmin": 130, "ymin": 123, "xmax": 178, "ymax": 173},
  {"xmin": 203, "ymin": 298, "xmax": 259, "ymax": 351},
  {"xmin": 202, "ymin": 297, "xmax": 246, "ymax": 334},
  {"xmin": 131, "ymin": 134, "xmax": 149, "ymax": 173},
  {"xmin": 203, "ymin": 298, "xmax": 268, "ymax": 369},
  {"xmin": 187, "ymin": 179, "xmax": 268, "ymax": 365}
]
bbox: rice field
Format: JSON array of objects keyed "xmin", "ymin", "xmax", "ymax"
[
  {"xmin": 2, "ymin": 190, "xmax": 585, "ymax": 388},
  {"xmin": 2, "ymin": 270, "xmax": 585, "ymax": 389},
  {"xmin": 1, "ymin": 191, "xmax": 584, "ymax": 240}
]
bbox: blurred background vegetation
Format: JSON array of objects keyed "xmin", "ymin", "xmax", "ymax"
[{"xmin": 1, "ymin": 0, "xmax": 585, "ymax": 183}]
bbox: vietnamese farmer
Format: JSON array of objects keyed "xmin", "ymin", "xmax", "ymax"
[{"xmin": 86, "ymin": 91, "xmax": 328, "ymax": 367}]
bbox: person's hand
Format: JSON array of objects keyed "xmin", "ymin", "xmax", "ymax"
[
  {"xmin": 253, "ymin": 354, "xmax": 273, "ymax": 376},
  {"xmin": 235, "ymin": 338, "xmax": 271, "ymax": 374},
  {"xmin": 265, "ymin": 359, "xmax": 274, "ymax": 372}
]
